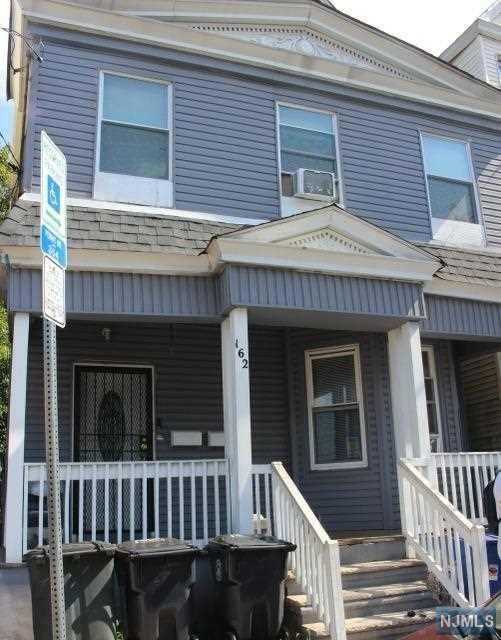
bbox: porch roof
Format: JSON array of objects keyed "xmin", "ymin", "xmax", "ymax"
[{"xmin": 416, "ymin": 244, "xmax": 501, "ymax": 288}]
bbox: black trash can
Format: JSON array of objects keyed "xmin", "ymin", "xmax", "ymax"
[
  {"xmin": 206, "ymin": 534, "xmax": 296, "ymax": 640},
  {"xmin": 24, "ymin": 542, "xmax": 118, "ymax": 640},
  {"xmin": 115, "ymin": 538, "xmax": 199, "ymax": 640}
]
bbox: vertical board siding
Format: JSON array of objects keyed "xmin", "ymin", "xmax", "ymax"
[
  {"xmin": 24, "ymin": 320, "xmax": 290, "ymax": 466},
  {"xmin": 287, "ymin": 329, "xmax": 399, "ymax": 535},
  {"xmin": 26, "ymin": 29, "xmax": 501, "ymax": 244},
  {"xmin": 423, "ymin": 294, "xmax": 501, "ymax": 338}
]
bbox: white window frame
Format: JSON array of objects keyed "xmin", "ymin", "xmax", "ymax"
[
  {"xmin": 94, "ymin": 70, "xmax": 174, "ymax": 208},
  {"xmin": 276, "ymin": 101, "xmax": 344, "ymax": 217},
  {"xmin": 421, "ymin": 345, "xmax": 443, "ymax": 453},
  {"xmin": 305, "ymin": 344, "xmax": 368, "ymax": 471},
  {"xmin": 419, "ymin": 131, "xmax": 485, "ymax": 247}
]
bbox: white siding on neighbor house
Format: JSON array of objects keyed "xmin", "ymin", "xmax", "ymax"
[
  {"xmin": 453, "ymin": 37, "xmax": 488, "ymax": 82},
  {"xmin": 480, "ymin": 36, "xmax": 501, "ymax": 85}
]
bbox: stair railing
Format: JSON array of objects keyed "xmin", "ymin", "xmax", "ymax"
[
  {"xmin": 398, "ymin": 458, "xmax": 490, "ymax": 608},
  {"xmin": 271, "ymin": 462, "xmax": 346, "ymax": 640}
]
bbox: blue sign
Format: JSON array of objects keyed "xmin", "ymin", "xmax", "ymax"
[
  {"xmin": 41, "ymin": 224, "xmax": 67, "ymax": 269},
  {"xmin": 47, "ymin": 175, "xmax": 61, "ymax": 214}
]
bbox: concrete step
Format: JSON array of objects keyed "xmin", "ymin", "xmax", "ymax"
[
  {"xmin": 343, "ymin": 581, "xmax": 438, "ymax": 617},
  {"xmin": 339, "ymin": 535, "xmax": 406, "ymax": 565},
  {"xmin": 345, "ymin": 607, "xmax": 435, "ymax": 640},
  {"xmin": 341, "ymin": 558, "xmax": 428, "ymax": 589}
]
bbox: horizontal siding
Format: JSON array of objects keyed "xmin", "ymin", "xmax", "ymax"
[
  {"xmin": 222, "ymin": 266, "xmax": 426, "ymax": 319},
  {"xmin": 24, "ymin": 320, "xmax": 290, "ymax": 466},
  {"xmin": 480, "ymin": 36, "xmax": 501, "ymax": 86},
  {"xmin": 452, "ymin": 38, "xmax": 487, "ymax": 81},
  {"xmin": 422, "ymin": 294, "xmax": 501, "ymax": 339},
  {"xmin": 288, "ymin": 329, "xmax": 399, "ymax": 534},
  {"xmin": 24, "ymin": 26, "xmax": 501, "ymax": 244}
]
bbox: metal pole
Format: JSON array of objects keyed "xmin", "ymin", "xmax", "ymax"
[{"xmin": 43, "ymin": 318, "xmax": 67, "ymax": 640}]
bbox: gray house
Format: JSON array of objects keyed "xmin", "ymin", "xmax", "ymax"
[{"xmin": 3, "ymin": 0, "xmax": 501, "ymax": 638}]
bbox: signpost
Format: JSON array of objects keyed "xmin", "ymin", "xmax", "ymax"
[{"xmin": 40, "ymin": 130, "xmax": 67, "ymax": 640}]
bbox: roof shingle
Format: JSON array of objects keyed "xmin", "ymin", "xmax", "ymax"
[{"xmin": 416, "ymin": 243, "xmax": 501, "ymax": 287}]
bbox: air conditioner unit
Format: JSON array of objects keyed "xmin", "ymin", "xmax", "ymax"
[{"xmin": 293, "ymin": 168, "xmax": 337, "ymax": 201}]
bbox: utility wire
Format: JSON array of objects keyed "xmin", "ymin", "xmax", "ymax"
[
  {"xmin": 1, "ymin": 27, "xmax": 43, "ymax": 63},
  {"xmin": 0, "ymin": 131, "xmax": 20, "ymax": 170}
]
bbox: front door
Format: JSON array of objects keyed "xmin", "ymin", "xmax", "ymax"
[{"xmin": 73, "ymin": 365, "xmax": 154, "ymax": 538}]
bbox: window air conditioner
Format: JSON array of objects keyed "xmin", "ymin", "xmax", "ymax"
[{"xmin": 293, "ymin": 168, "xmax": 337, "ymax": 201}]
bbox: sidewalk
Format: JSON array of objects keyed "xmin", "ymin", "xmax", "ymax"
[{"xmin": 0, "ymin": 566, "xmax": 34, "ymax": 640}]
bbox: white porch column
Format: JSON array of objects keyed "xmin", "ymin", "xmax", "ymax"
[
  {"xmin": 387, "ymin": 322, "xmax": 431, "ymax": 461},
  {"xmin": 4, "ymin": 313, "xmax": 30, "ymax": 563},
  {"xmin": 221, "ymin": 307, "xmax": 253, "ymax": 534}
]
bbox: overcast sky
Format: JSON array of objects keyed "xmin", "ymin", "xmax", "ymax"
[{"xmin": 0, "ymin": 0, "xmax": 495, "ymax": 141}]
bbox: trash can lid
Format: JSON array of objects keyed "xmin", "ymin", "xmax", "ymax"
[
  {"xmin": 24, "ymin": 542, "xmax": 116, "ymax": 563},
  {"xmin": 116, "ymin": 538, "xmax": 199, "ymax": 558},
  {"xmin": 207, "ymin": 534, "xmax": 296, "ymax": 552}
]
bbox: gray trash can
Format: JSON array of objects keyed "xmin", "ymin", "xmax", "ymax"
[
  {"xmin": 115, "ymin": 538, "xmax": 199, "ymax": 640},
  {"xmin": 24, "ymin": 542, "xmax": 118, "ymax": 640}
]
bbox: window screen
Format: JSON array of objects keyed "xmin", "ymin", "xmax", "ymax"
[
  {"xmin": 422, "ymin": 347, "xmax": 443, "ymax": 453},
  {"xmin": 307, "ymin": 348, "xmax": 365, "ymax": 467},
  {"xmin": 99, "ymin": 74, "xmax": 170, "ymax": 180},
  {"xmin": 421, "ymin": 134, "xmax": 477, "ymax": 224}
]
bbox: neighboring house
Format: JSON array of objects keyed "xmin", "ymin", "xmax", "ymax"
[
  {"xmin": 3, "ymin": 0, "xmax": 501, "ymax": 637},
  {"xmin": 442, "ymin": 0, "xmax": 501, "ymax": 86}
]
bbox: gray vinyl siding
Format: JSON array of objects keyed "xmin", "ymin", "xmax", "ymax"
[
  {"xmin": 24, "ymin": 319, "xmax": 290, "ymax": 466},
  {"xmin": 422, "ymin": 294, "xmax": 501, "ymax": 339},
  {"xmin": 286, "ymin": 329, "xmax": 399, "ymax": 534},
  {"xmin": 452, "ymin": 38, "xmax": 487, "ymax": 82},
  {"xmin": 24, "ymin": 26, "xmax": 501, "ymax": 244}
]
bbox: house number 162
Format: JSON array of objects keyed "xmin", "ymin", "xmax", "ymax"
[{"xmin": 235, "ymin": 339, "xmax": 249, "ymax": 369}]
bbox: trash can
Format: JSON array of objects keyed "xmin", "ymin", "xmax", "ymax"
[
  {"xmin": 115, "ymin": 538, "xmax": 199, "ymax": 640},
  {"xmin": 206, "ymin": 534, "xmax": 296, "ymax": 640},
  {"xmin": 24, "ymin": 542, "xmax": 118, "ymax": 640}
]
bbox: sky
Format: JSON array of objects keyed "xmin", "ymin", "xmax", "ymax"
[{"xmin": 0, "ymin": 0, "xmax": 495, "ymax": 143}]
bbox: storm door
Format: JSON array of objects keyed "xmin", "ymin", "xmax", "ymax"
[{"xmin": 73, "ymin": 365, "xmax": 153, "ymax": 540}]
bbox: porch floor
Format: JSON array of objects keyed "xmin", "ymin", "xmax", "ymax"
[{"xmin": 0, "ymin": 566, "xmax": 33, "ymax": 640}]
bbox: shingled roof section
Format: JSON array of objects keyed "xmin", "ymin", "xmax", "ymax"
[
  {"xmin": 416, "ymin": 243, "xmax": 501, "ymax": 287},
  {"xmin": 0, "ymin": 201, "xmax": 242, "ymax": 255}
]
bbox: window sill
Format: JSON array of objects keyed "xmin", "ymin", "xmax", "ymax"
[
  {"xmin": 94, "ymin": 171, "xmax": 173, "ymax": 207},
  {"xmin": 431, "ymin": 217, "xmax": 484, "ymax": 247},
  {"xmin": 311, "ymin": 460, "xmax": 368, "ymax": 471}
]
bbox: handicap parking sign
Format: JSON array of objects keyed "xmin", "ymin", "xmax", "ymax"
[
  {"xmin": 40, "ymin": 131, "xmax": 67, "ymax": 270},
  {"xmin": 47, "ymin": 175, "xmax": 60, "ymax": 215}
]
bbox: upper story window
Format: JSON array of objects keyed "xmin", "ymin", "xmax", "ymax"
[
  {"xmin": 94, "ymin": 72, "xmax": 173, "ymax": 207},
  {"xmin": 421, "ymin": 133, "xmax": 483, "ymax": 246},
  {"xmin": 306, "ymin": 345, "xmax": 367, "ymax": 471},
  {"xmin": 278, "ymin": 104, "xmax": 341, "ymax": 216}
]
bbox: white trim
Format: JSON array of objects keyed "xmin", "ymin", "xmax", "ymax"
[
  {"xmin": 93, "ymin": 70, "xmax": 174, "ymax": 207},
  {"xmin": 424, "ymin": 279, "xmax": 501, "ymax": 304},
  {"xmin": 275, "ymin": 101, "xmax": 344, "ymax": 217},
  {"xmin": 71, "ymin": 363, "xmax": 156, "ymax": 462},
  {"xmin": 418, "ymin": 131, "xmax": 485, "ymax": 248},
  {"xmin": 208, "ymin": 431, "xmax": 225, "ymax": 447},
  {"xmin": 170, "ymin": 430, "xmax": 203, "ymax": 446},
  {"xmin": 19, "ymin": 192, "xmax": 264, "ymax": 226},
  {"xmin": 305, "ymin": 344, "xmax": 368, "ymax": 471},
  {"xmin": 4, "ymin": 313, "xmax": 30, "ymax": 564},
  {"xmin": 421, "ymin": 344, "xmax": 443, "ymax": 453},
  {"xmin": 16, "ymin": 1, "xmax": 501, "ymax": 121}
]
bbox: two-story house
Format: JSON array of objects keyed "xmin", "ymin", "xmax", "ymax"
[{"xmin": 3, "ymin": 1, "xmax": 501, "ymax": 638}]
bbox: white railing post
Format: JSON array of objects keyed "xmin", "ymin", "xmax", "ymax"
[
  {"xmin": 472, "ymin": 524, "xmax": 490, "ymax": 605},
  {"xmin": 4, "ymin": 312, "xmax": 30, "ymax": 563},
  {"xmin": 325, "ymin": 540, "xmax": 347, "ymax": 640},
  {"xmin": 221, "ymin": 308, "xmax": 253, "ymax": 535}
]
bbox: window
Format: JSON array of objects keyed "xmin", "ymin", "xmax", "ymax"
[
  {"xmin": 421, "ymin": 134, "xmax": 478, "ymax": 224},
  {"xmin": 306, "ymin": 345, "xmax": 367, "ymax": 470},
  {"xmin": 94, "ymin": 73, "xmax": 172, "ymax": 207},
  {"xmin": 422, "ymin": 346, "xmax": 443, "ymax": 453},
  {"xmin": 277, "ymin": 104, "xmax": 341, "ymax": 201}
]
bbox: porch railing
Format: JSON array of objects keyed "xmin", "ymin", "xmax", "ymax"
[
  {"xmin": 271, "ymin": 461, "xmax": 346, "ymax": 640},
  {"xmin": 23, "ymin": 459, "xmax": 231, "ymax": 554},
  {"xmin": 251, "ymin": 464, "xmax": 273, "ymax": 534},
  {"xmin": 428, "ymin": 452, "xmax": 501, "ymax": 524},
  {"xmin": 398, "ymin": 458, "xmax": 490, "ymax": 607}
]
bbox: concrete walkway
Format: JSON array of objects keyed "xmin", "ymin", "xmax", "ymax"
[{"xmin": 0, "ymin": 566, "xmax": 34, "ymax": 640}]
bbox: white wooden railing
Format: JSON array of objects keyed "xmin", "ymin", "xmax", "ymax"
[
  {"xmin": 428, "ymin": 452, "xmax": 501, "ymax": 524},
  {"xmin": 23, "ymin": 459, "xmax": 231, "ymax": 553},
  {"xmin": 271, "ymin": 462, "xmax": 346, "ymax": 640},
  {"xmin": 398, "ymin": 458, "xmax": 490, "ymax": 607}
]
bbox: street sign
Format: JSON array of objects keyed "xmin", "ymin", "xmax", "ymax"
[
  {"xmin": 42, "ymin": 255, "xmax": 66, "ymax": 328},
  {"xmin": 40, "ymin": 130, "xmax": 67, "ymax": 269}
]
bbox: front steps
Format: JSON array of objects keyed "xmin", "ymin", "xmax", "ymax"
[{"xmin": 285, "ymin": 535, "xmax": 441, "ymax": 640}]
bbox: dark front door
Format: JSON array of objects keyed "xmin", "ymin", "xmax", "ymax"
[
  {"xmin": 74, "ymin": 365, "xmax": 153, "ymax": 462},
  {"xmin": 73, "ymin": 365, "xmax": 154, "ymax": 539}
]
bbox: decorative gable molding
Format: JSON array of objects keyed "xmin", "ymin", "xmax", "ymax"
[
  {"xmin": 192, "ymin": 24, "xmax": 415, "ymax": 80},
  {"xmin": 280, "ymin": 228, "xmax": 374, "ymax": 254}
]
